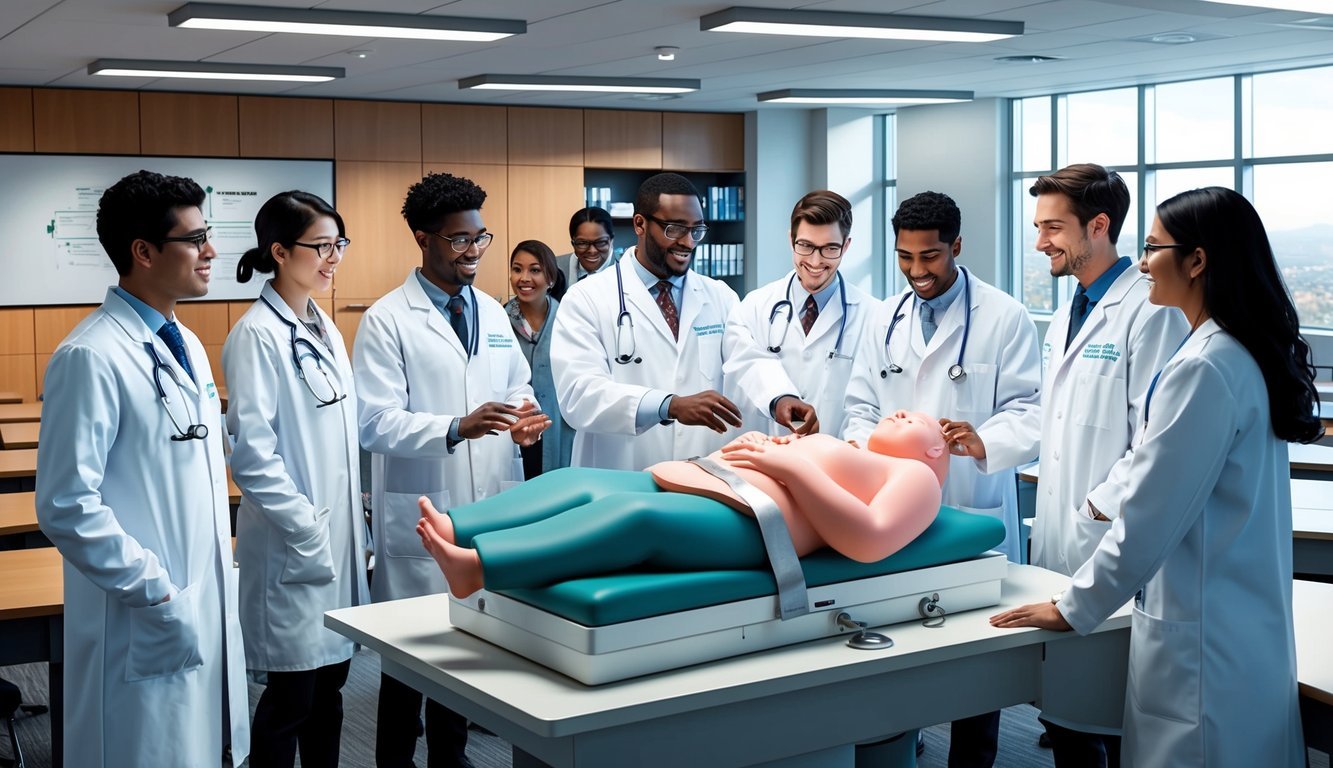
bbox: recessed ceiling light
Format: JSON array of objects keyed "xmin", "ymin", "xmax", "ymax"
[
  {"xmin": 88, "ymin": 58, "xmax": 344, "ymax": 82},
  {"xmin": 757, "ymin": 88, "xmax": 973, "ymax": 105},
  {"xmin": 168, "ymin": 3, "xmax": 526, "ymax": 42},
  {"xmin": 702, "ymin": 6, "xmax": 1023, "ymax": 43},
  {"xmin": 460, "ymin": 75, "xmax": 700, "ymax": 94},
  {"xmin": 1200, "ymin": 0, "xmax": 1333, "ymax": 12},
  {"xmin": 347, "ymin": 49, "xmax": 374, "ymax": 59},
  {"xmin": 655, "ymin": 46, "xmax": 679, "ymax": 61},
  {"xmin": 994, "ymin": 54, "xmax": 1062, "ymax": 63},
  {"xmin": 1149, "ymin": 33, "xmax": 1198, "ymax": 43}
]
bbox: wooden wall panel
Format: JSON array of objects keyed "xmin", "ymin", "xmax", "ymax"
[
  {"xmin": 0, "ymin": 87, "xmax": 34, "ymax": 152},
  {"xmin": 423, "ymin": 104, "xmax": 506, "ymax": 165},
  {"xmin": 0, "ymin": 309, "xmax": 34, "ymax": 355},
  {"xmin": 508, "ymin": 108, "xmax": 582, "ymax": 167},
  {"xmin": 332, "ymin": 161, "xmax": 423, "ymax": 300},
  {"xmin": 239, "ymin": 97, "xmax": 334, "ymax": 158},
  {"xmin": 584, "ymin": 110, "xmax": 662, "ymax": 169},
  {"xmin": 34, "ymin": 89, "xmax": 140, "ymax": 154},
  {"xmin": 227, "ymin": 301, "xmax": 254, "ymax": 328},
  {"xmin": 0, "ymin": 355, "xmax": 37, "ymax": 404},
  {"xmin": 332, "ymin": 300, "xmax": 369, "ymax": 358},
  {"xmin": 507, "ymin": 166, "xmax": 584, "ymax": 268},
  {"xmin": 173, "ymin": 302, "xmax": 231, "ymax": 345},
  {"xmin": 34, "ymin": 306, "xmax": 97, "ymax": 354},
  {"xmin": 334, "ymin": 101, "xmax": 421, "ymax": 162},
  {"xmin": 424, "ymin": 162, "xmax": 509, "ymax": 300},
  {"xmin": 663, "ymin": 113, "xmax": 744, "ymax": 172},
  {"xmin": 203, "ymin": 345, "xmax": 225, "ymax": 389},
  {"xmin": 140, "ymin": 93, "xmax": 239, "ymax": 157}
]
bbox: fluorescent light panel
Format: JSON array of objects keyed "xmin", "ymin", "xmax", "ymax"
[
  {"xmin": 460, "ymin": 75, "xmax": 700, "ymax": 94},
  {"xmin": 88, "ymin": 59, "xmax": 344, "ymax": 83},
  {"xmin": 758, "ymin": 89, "xmax": 973, "ymax": 105},
  {"xmin": 1202, "ymin": 0, "xmax": 1333, "ymax": 11},
  {"xmin": 168, "ymin": 3, "xmax": 525, "ymax": 42},
  {"xmin": 701, "ymin": 7, "xmax": 1022, "ymax": 43}
]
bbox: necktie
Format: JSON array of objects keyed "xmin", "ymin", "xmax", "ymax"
[
  {"xmin": 447, "ymin": 293, "xmax": 470, "ymax": 354},
  {"xmin": 1066, "ymin": 288, "xmax": 1090, "ymax": 346},
  {"xmin": 157, "ymin": 321, "xmax": 195, "ymax": 382},
  {"xmin": 654, "ymin": 280, "xmax": 679, "ymax": 340},
  {"xmin": 919, "ymin": 301, "xmax": 937, "ymax": 345},
  {"xmin": 800, "ymin": 295, "xmax": 819, "ymax": 336}
]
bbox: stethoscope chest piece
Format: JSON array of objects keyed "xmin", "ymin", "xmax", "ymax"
[{"xmin": 948, "ymin": 364, "xmax": 966, "ymax": 382}]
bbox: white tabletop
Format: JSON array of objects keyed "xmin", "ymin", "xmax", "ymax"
[{"xmin": 1294, "ymin": 579, "xmax": 1333, "ymax": 706}]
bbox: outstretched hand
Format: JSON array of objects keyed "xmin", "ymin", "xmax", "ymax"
[
  {"xmin": 668, "ymin": 390, "xmax": 742, "ymax": 434},
  {"xmin": 720, "ymin": 437, "xmax": 806, "ymax": 479},
  {"xmin": 459, "ymin": 401, "xmax": 526, "ymax": 440},
  {"xmin": 508, "ymin": 399, "xmax": 551, "ymax": 447},
  {"xmin": 773, "ymin": 396, "xmax": 819, "ymax": 436},
  {"xmin": 989, "ymin": 601, "xmax": 1072, "ymax": 631},
  {"xmin": 939, "ymin": 418, "xmax": 987, "ymax": 459}
]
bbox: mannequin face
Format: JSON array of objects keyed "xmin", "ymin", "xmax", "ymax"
[{"xmin": 866, "ymin": 411, "xmax": 948, "ymax": 485}]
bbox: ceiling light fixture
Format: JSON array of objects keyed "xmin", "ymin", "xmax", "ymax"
[
  {"xmin": 758, "ymin": 88, "xmax": 973, "ymax": 105},
  {"xmin": 459, "ymin": 75, "xmax": 699, "ymax": 94},
  {"xmin": 88, "ymin": 58, "xmax": 344, "ymax": 82},
  {"xmin": 655, "ymin": 46, "xmax": 679, "ymax": 61},
  {"xmin": 701, "ymin": 7, "xmax": 1022, "ymax": 43},
  {"xmin": 1200, "ymin": 0, "xmax": 1333, "ymax": 12},
  {"xmin": 168, "ymin": 3, "xmax": 526, "ymax": 42},
  {"xmin": 994, "ymin": 54, "xmax": 1061, "ymax": 63}
]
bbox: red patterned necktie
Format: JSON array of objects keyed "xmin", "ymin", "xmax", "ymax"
[
  {"xmin": 800, "ymin": 295, "xmax": 819, "ymax": 336},
  {"xmin": 654, "ymin": 280, "xmax": 679, "ymax": 339}
]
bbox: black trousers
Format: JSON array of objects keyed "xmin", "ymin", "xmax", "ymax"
[
  {"xmin": 249, "ymin": 659, "xmax": 352, "ymax": 768},
  {"xmin": 1039, "ymin": 717, "xmax": 1121, "ymax": 768},
  {"xmin": 948, "ymin": 710, "xmax": 1001, "ymax": 768},
  {"xmin": 375, "ymin": 672, "xmax": 469, "ymax": 768}
]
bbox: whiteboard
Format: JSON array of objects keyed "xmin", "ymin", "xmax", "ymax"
[{"xmin": 0, "ymin": 155, "xmax": 334, "ymax": 306}]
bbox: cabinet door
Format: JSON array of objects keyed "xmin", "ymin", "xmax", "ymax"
[
  {"xmin": 423, "ymin": 105, "xmax": 507, "ymax": 165},
  {"xmin": 35, "ymin": 89, "xmax": 140, "ymax": 154},
  {"xmin": 332, "ymin": 161, "xmax": 424, "ymax": 301},
  {"xmin": 508, "ymin": 166, "xmax": 584, "ymax": 269},
  {"xmin": 240, "ymin": 96, "xmax": 334, "ymax": 158},
  {"xmin": 140, "ymin": 93, "xmax": 239, "ymax": 157},
  {"xmin": 508, "ymin": 107, "xmax": 583, "ymax": 166},
  {"xmin": 335, "ymin": 100, "xmax": 422, "ymax": 162},
  {"xmin": 584, "ymin": 110, "xmax": 662, "ymax": 169},
  {"xmin": 663, "ymin": 113, "xmax": 744, "ymax": 172},
  {"xmin": 0, "ymin": 87, "xmax": 33, "ymax": 152}
]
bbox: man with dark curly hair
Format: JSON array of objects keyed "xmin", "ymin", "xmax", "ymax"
[
  {"xmin": 36, "ymin": 170, "xmax": 250, "ymax": 766},
  {"xmin": 353, "ymin": 171, "xmax": 548, "ymax": 768}
]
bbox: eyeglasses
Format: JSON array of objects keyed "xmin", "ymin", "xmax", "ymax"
[
  {"xmin": 159, "ymin": 227, "xmax": 213, "ymax": 251},
  {"xmin": 793, "ymin": 240, "xmax": 845, "ymax": 260},
  {"xmin": 571, "ymin": 237, "xmax": 612, "ymax": 252},
  {"xmin": 646, "ymin": 215, "xmax": 709, "ymax": 243},
  {"xmin": 293, "ymin": 238, "xmax": 351, "ymax": 260},
  {"xmin": 1142, "ymin": 242, "xmax": 1188, "ymax": 255},
  {"xmin": 427, "ymin": 230, "xmax": 494, "ymax": 253}
]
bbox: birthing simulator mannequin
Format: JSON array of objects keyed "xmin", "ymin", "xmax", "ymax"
[{"xmin": 416, "ymin": 411, "xmax": 953, "ymax": 597}]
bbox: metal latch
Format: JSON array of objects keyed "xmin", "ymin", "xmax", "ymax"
[{"xmin": 835, "ymin": 612, "xmax": 893, "ymax": 650}]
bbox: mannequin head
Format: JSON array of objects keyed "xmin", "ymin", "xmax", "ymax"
[{"xmin": 866, "ymin": 411, "xmax": 948, "ymax": 485}]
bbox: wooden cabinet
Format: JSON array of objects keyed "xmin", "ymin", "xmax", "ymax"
[
  {"xmin": 0, "ymin": 309, "xmax": 34, "ymax": 356},
  {"xmin": 140, "ymin": 93, "xmax": 239, "ymax": 157},
  {"xmin": 332, "ymin": 161, "xmax": 424, "ymax": 300},
  {"xmin": 34, "ymin": 89, "xmax": 140, "ymax": 154},
  {"xmin": 34, "ymin": 306, "xmax": 97, "ymax": 355},
  {"xmin": 663, "ymin": 113, "xmax": 744, "ymax": 172},
  {"xmin": 508, "ymin": 107, "xmax": 582, "ymax": 166},
  {"xmin": 0, "ymin": 88, "xmax": 34, "ymax": 152},
  {"xmin": 423, "ymin": 104, "xmax": 507, "ymax": 165},
  {"xmin": 332, "ymin": 299, "xmax": 370, "ymax": 358},
  {"xmin": 0, "ymin": 356, "xmax": 37, "ymax": 404},
  {"xmin": 584, "ymin": 110, "xmax": 662, "ymax": 169},
  {"xmin": 508, "ymin": 165, "xmax": 584, "ymax": 265},
  {"xmin": 334, "ymin": 100, "xmax": 421, "ymax": 162},
  {"xmin": 239, "ymin": 96, "xmax": 334, "ymax": 158}
]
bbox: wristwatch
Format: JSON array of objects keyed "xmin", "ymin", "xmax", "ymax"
[{"xmin": 1050, "ymin": 591, "xmax": 1064, "ymax": 605}]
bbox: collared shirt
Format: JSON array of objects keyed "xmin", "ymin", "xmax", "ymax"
[
  {"xmin": 625, "ymin": 253, "xmax": 689, "ymax": 431},
  {"xmin": 1081, "ymin": 256, "xmax": 1133, "ymax": 310},
  {"xmin": 629, "ymin": 253, "xmax": 684, "ymax": 308},
  {"xmin": 916, "ymin": 265, "xmax": 967, "ymax": 319},
  {"xmin": 792, "ymin": 272, "xmax": 841, "ymax": 315},
  {"xmin": 414, "ymin": 269, "xmax": 473, "ymax": 449},
  {"xmin": 112, "ymin": 285, "xmax": 169, "ymax": 333}
]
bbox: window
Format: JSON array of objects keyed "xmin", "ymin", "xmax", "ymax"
[
  {"xmin": 881, "ymin": 113, "xmax": 899, "ymax": 294},
  {"xmin": 1009, "ymin": 64, "xmax": 1333, "ymax": 329}
]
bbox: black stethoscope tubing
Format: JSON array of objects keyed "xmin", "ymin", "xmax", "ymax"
[
  {"xmin": 260, "ymin": 296, "xmax": 348, "ymax": 408},
  {"xmin": 613, "ymin": 259, "xmax": 686, "ymax": 365},
  {"xmin": 766, "ymin": 273, "xmax": 848, "ymax": 357},
  {"xmin": 880, "ymin": 266, "xmax": 972, "ymax": 381},
  {"xmin": 145, "ymin": 342, "xmax": 209, "ymax": 441}
]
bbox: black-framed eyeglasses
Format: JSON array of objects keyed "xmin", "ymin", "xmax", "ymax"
[
  {"xmin": 1143, "ymin": 242, "xmax": 1188, "ymax": 255},
  {"xmin": 793, "ymin": 240, "xmax": 846, "ymax": 259},
  {"xmin": 645, "ymin": 215, "xmax": 708, "ymax": 243},
  {"xmin": 427, "ymin": 230, "xmax": 494, "ymax": 253},
  {"xmin": 294, "ymin": 238, "xmax": 351, "ymax": 260},
  {"xmin": 571, "ymin": 237, "xmax": 613, "ymax": 252},
  {"xmin": 159, "ymin": 227, "xmax": 213, "ymax": 251}
]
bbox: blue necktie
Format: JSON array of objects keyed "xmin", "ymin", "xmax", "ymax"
[
  {"xmin": 447, "ymin": 294, "xmax": 470, "ymax": 355},
  {"xmin": 1066, "ymin": 288, "xmax": 1090, "ymax": 346},
  {"xmin": 157, "ymin": 321, "xmax": 195, "ymax": 382},
  {"xmin": 919, "ymin": 301, "xmax": 937, "ymax": 345}
]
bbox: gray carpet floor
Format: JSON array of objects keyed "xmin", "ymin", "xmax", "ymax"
[{"xmin": 3, "ymin": 653, "xmax": 1328, "ymax": 767}]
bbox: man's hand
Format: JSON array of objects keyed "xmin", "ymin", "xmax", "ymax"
[
  {"xmin": 939, "ymin": 418, "xmax": 987, "ymax": 459},
  {"xmin": 773, "ymin": 395, "xmax": 819, "ymax": 436},
  {"xmin": 989, "ymin": 601, "xmax": 1073, "ymax": 631},
  {"xmin": 668, "ymin": 391, "xmax": 742, "ymax": 434},
  {"xmin": 508, "ymin": 399, "xmax": 551, "ymax": 447},
  {"xmin": 458, "ymin": 402, "xmax": 526, "ymax": 440}
]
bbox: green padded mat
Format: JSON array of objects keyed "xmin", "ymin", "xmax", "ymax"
[{"xmin": 493, "ymin": 505, "xmax": 1006, "ymax": 627}]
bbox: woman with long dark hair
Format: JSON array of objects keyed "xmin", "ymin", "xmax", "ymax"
[
  {"xmin": 224, "ymin": 191, "xmax": 369, "ymax": 768},
  {"xmin": 506, "ymin": 239, "xmax": 574, "ymax": 476},
  {"xmin": 992, "ymin": 187, "xmax": 1320, "ymax": 767}
]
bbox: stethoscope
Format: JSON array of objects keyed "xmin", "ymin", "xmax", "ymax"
[
  {"xmin": 613, "ymin": 260, "xmax": 683, "ymax": 365},
  {"xmin": 880, "ymin": 266, "xmax": 972, "ymax": 381},
  {"xmin": 145, "ymin": 342, "xmax": 208, "ymax": 441},
  {"xmin": 765, "ymin": 273, "xmax": 848, "ymax": 358},
  {"xmin": 261, "ymin": 296, "xmax": 347, "ymax": 408}
]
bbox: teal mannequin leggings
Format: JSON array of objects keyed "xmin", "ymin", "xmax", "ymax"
[{"xmin": 447, "ymin": 468, "xmax": 770, "ymax": 590}]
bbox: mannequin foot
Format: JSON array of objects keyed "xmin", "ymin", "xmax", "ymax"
[
  {"xmin": 417, "ymin": 496, "xmax": 456, "ymax": 545},
  {"xmin": 416, "ymin": 518, "xmax": 484, "ymax": 598}
]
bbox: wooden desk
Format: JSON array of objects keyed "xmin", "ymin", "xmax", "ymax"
[
  {"xmin": 0, "ymin": 421, "xmax": 39, "ymax": 449},
  {"xmin": 328, "ymin": 565, "xmax": 1131, "ymax": 768},
  {"xmin": 0, "ymin": 546, "xmax": 64, "ymax": 767},
  {"xmin": 0, "ymin": 402, "xmax": 40, "ymax": 424},
  {"xmin": 0, "ymin": 391, "xmax": 21, "ymax": 405},
  {"xmin": 0, "ymin": 448, "xmax": 37, "ymax": 479},
  {"xmin": 0, "ymin": 492, "xmax": 38, "ymax": 537},
  {"xmin": 1294, "ymin": 579, "xmax": 1333, "ymax": 756},
  {"xmin": 1292, "ymin": 479, "xmax": 1333, "ymax": 577}
]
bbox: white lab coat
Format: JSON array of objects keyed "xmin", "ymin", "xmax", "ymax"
[
  {"xmin": 1059, "ymin": 320, "xmax": 1303, "ymax": 767},
  {"xmin": 223, "ymin": 281, "xmax": 369, "ymax": 672},
  {"xmin": 354, "ymin": 272, "xmax": 533, "ymax": 601},
  {"xmin": 1006, "ymin": 267, "xmax": 1189, "ymax": 576},
  {"xmin": 550, "ymin": 247, "xmax": 741, "ymax": 470},
  {"xmin": 722, "ymin": 271, "xmax": 875, "ymax": 436},
  {"xmin": 35, "ymin": 287, "xmax": 248, "ymax": 767},
  {"xmin": 842, "ymin": 270, "xmax": 1041, "ymax": 562}
]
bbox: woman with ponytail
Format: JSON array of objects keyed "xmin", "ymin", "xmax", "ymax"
[
  {"xmin": 223, "ymin": 191, "xmax": 368, "ymax": 768},
  {"xmin": 993, "ymin": 187, "xmax": 1319, "ymax": 767}
]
